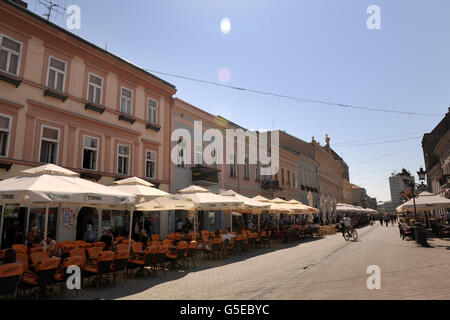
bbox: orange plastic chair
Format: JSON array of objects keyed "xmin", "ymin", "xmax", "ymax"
[
  {"xmin": 93, "ymin": 242, "xmax": 106, "ymax": 249},
  {"xmin": 128, "ymin": 246, "xmax": 157, "ymax": 279},
  {"xmin": 83, "ymin": 251, "xmax": 115, "ymax": 290},
  {"xmin": 111, "ymin": 250, "xmax": 129, "ymax": 284},
  {"xmin": 20, "ymin": 258, "xmax": 60, "ymax": 298},
  {"xmin": 0, "ymin": 263, "xmax": 24, "ymax": 299},
  {"xmin": 28, "ymin": 246, "xmax": 44, "ymax": 255},
  {"xmin": 87, "ymin": 246, "xmax": 103, "ymax": 261},
  {"xmin": 115, "ymin": 243, "xmax": 128, "ymax": 252},
  {"xmin": 151, "ymin": 234, "xmax": 161, "ymax": 242},
  {"xmin": 12, "ymin": 244, "xmax": 28, "ymax": 254},
  {"xmin": 30, "ymin": 251, "xmax": 50, "ymax": 267},
  {"xmin": 151, "ymin": 240, "xmax": 162, "ymax": 247},
  {"xmin": 154, "ymin": 246, "xmax": 169, "ymax": 276},
  {"xmin": 69, "ymin": 248, "xmax": 87, "ymax": 269},
  {"xmin": 54, "ymin": 256, "xmax": 84, "ymax": 295},
  {"xmin": 185, "ymin": 241, "xmax": 197, "ymax": 268}
]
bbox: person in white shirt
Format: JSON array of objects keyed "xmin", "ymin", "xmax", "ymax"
[
  {"xmin": 342, "ymin": 215, "xmax": 353, "ymax": 235},
  {"xmin": 221, "ymin": 228, "xmax": 236, "ymax": 247}
]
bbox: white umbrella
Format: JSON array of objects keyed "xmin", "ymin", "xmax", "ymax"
[
  {"xmin": 0, "ymin": 164, "xmax": 135, "ymax": 249},
  {"xmin": 220, "ymin": 190, "xmax": 270, "ymax": 213},
  {"xmin": 135, "ymin": 195, "xmax": 195, "ymax": 212},
  {"xmin": 396, "ymin": 191, "xmax": 450, "ymax": 212},
  {"xmin": 110, "ymin": 177, "xmax": 168, "ymax": 201},
  {"xmin": 177, "ymin": 185, "xmax": 244, "ymax": 236}
]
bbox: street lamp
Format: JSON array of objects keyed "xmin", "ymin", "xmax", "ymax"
[{"xmin": 399, "ymin": 167, "xmax": 430, "ymax": 238}]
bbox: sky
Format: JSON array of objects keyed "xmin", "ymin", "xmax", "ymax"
[{"xmin": 25, "ymin": 0, "xmax": 450, "ymax": 202}]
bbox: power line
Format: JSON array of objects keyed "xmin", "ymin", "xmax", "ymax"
[
  {"xmin": 349, "ymin": 145, "xmax": 420, "ymax": 166},
  {"xmin": 335, "ymin": 136, "xmax": 422, "ymax": 147},
  {"xmin": 334, "ymin": 130, "xmax": 427, "ymax": 145},
  {"xmin": 144, "ymin": 69, "xmax": 443, "ymax": 117}
]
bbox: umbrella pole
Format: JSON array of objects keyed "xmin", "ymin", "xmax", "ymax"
[
  {"xmin": 0, "ymin": 204, "xmax": 5, "ymax": 248},
  {"xmin": 128, "ymin": 206, "xmax": 133, "ymax": 252},
  {"xmin": 258, "ymin": 214, "xmax": 260, "ymax": 233},
  {"xmin": 43, "ymin": 204, "xmax": 49, "ymax": 252},
  {"xmin": 25, "ymin": 207, "xmax": 30, "ymax": 245}
]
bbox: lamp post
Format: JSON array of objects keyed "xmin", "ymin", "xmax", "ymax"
[{"xmin": 399, "ymin": 167, "xmax": 427, "ymax": 218}]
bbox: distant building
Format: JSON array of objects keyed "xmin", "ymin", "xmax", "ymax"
[
  {"xmin": 389, "ymin": 173, "xmax": 415, "ymax": 210},
  {"xmin": 351, "ymin": 184, "xmax": 378, "ymax": 210}
]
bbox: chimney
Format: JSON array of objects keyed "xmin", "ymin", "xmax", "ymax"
[{"xmin": 11, "ymin": 0, "xmax": 28, "ymax": 9}]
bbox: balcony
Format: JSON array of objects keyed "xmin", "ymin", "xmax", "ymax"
[
  {"xmin": 146, "ymin": 122, "xmax": 161, "ymax": 132},
  {"xmin": 44, "ymin": 88, "xmax": 68, "ymax": 102},
  {"xmin": 261, "ymin": 179, "xmax": 281, "ymax": 190},
  {"xmin": 0, "ymin": 72, "xmax": 21, "ymax": 87},
  {"xmin": 191, "ymin": 165, "xmax": 219, "ymax": 185},
  {"xmin": 85, "ymin": 103, "xmax": 105, "ymax": 114},
  {"xmin": 119, "ymin": 113, "xmax": 136, "ymax": 124}
]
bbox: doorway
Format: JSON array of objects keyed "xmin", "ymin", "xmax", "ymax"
[{"xmin": 76, "ymin": 207, "xmax": 98, "ymax": 242}]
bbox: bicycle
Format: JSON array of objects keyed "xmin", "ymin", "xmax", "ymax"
[{"xmin": 343, "ymin": 227, "xmax": 358, "ymax": 241}]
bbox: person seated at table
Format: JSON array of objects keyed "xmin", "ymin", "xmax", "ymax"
[
  {"xmin": 139, "ymin": 229, "xmax": 150, "ymax": 248},
  {"xmin": 0, "ymin": 249, "xmax": 19, "ymax": 266},
  {"xmin": 214, "ymin": 230, "xmax": 221, "ymax": 239},
  {"xmin": 100, "ymin": 230, "xmax": 115, "ymax": 251},
  {"xmin": 221, "ymin": 228, "xmax": 235, "ymax": 247},
  {"xmin": 41, "ymin": 234, "xmax": 58, "ymax": 257}
]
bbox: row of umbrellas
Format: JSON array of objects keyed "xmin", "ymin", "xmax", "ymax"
[
  {"xmin": 396, "ymin": 191, "xmax": 450, "ymax": 213},
  {"xmin": 336, "ymin": 203, "xmax": 379, "ymax": 215},
  {"xmin": 0, "ymin": 164, "xmax": 319, "ymax": 248}
]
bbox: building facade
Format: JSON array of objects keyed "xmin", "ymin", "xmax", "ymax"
[
  {"xmin": 422, "ymin": 108, "xmax": 450, "ymax": 198},
  {"xmin": 0, "ymin": 0, "xmax": 176, "ymax": 245}
]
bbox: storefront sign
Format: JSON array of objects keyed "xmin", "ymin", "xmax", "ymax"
[
  {"xmin": 1, "ymin": 193, "xmax": 15, "ymax": 200},
  {"xmin": 86, "ymin": 195, "xmax": 102, "ymax": 202}
]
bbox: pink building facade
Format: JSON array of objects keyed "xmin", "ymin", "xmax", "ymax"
[{"xmin": 0, "ymin": 0, "xmax": 175, "ymax": 245}]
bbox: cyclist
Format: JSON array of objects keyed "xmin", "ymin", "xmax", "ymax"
[{"xmin": 343, "ymin": 215, "xmax": 353, "ymax": 236}]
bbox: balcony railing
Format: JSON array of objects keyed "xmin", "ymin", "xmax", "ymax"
[
  {"xmin": 261, "ymin": 179, "xmax": 281, "ymax": 190},
  {"xmin": 191, "ymin": 165, "xmax": 219, "ymax": 185}
]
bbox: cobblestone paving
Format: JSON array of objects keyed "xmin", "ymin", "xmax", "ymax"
[{"xmin": 67, "ymin": 224, "xmax": 450, "ymax": 300}]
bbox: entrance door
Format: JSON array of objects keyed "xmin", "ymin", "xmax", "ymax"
[
  {"xmin": 1, "ymin": 205, "xmax": 27, "ymax": 249},
  {"xmin": 76, "ymin": 207, "xmax": 98, "ymax": 242}
]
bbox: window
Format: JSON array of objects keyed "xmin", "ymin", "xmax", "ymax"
[
  {"xmin": 87, "ymin": 73, "xmax": 103, "ymax": 105},
  {"xmin": 120, "ymin": 87, "xmax": 133, "ymax": 115},
  {"xmin": 39, "ymin": 126, "xmax": 59, "ymax": 164},
  {"xmin": 244, "ymin": 157, "xmax": 250, "ymax": 179},
  {"xmin": 287, "ymin": 170, "xmax": 291, "ymax": 187},
  {"xmin": 145, "ymin": 150, "xmax": 157, "ymax": 179},
  {"xmin": 0, "ymin": 35, "xmax": 21, "ymax": 76},
  {"xmin": 229, "ymin": 154, "xmax": 236, "ymax": 177},
  {"xmin": 255, "ymin": 161, "xmax": 260, "ymax": 181},
  {"xmin": 281, "ymin": 169, "xmax": 285, "ymax": 187},
  {"xmin": 117, "ymin": 145, "xmax": 130, "ymax": 175},
  {"xmin": 293, "ymin": 173, "xmax": 297, "ymax": 188},
  {"xmin": 147, "ymin": 98, "xmax": 158, "ymax": 124},
  {"xmin": 82, "ymin": 136, "xmax": 98, "ymax": 171},
  {"xmin": 46, "ymin": 56, "xmax": 66, "ymax": 92},
  {"xmin": 0, "ymin": 114, "xmax": 11, "ymax": 157}
]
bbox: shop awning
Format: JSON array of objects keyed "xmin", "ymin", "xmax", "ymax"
[{"xmin": 396, "ymin": 191, "xmax": 450, "ymax": 213}]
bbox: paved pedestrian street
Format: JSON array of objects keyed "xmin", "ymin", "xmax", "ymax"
[{"xmin": 67, "ymin": 224, "xmax": 450, "ymax": 300}]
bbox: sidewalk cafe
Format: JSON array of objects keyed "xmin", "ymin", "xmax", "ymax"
[{"xmin": 396, "ymin": 191, "xmax": 450, "ymax": 242}]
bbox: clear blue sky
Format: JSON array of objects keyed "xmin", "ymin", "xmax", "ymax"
[{"xmin": 26, "ymin": 0, "xmax": 450, "ymax": 202}]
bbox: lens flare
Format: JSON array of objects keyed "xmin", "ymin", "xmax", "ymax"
[
  {"xmin": 217, "ymin": 67, "xmax": 231, "ymax": 83},
  {"xmin": 220, "ymin": 17, "xmax": 231, "ymax": 34}
]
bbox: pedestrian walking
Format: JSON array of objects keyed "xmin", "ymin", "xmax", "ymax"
[
  {"xmin": 385, "ymin": 217, "xmax": 389, "ymax": 227},
  {"xmin": 380, "ymin": 215, "xmax": 384, "ymax": 226}
]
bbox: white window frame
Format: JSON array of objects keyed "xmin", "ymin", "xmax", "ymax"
[
  {"xmin": 255, "ymin": 161, "xmax": 260, "ymax": 181},
  {"xmin": 120, "ymin": 87, "xmax": 133, "ymax": 115},
  {"xmin": 145, "ymin": 150, "xmax": 157, "ymax": 179},
  {"xmin": 147, "ymin": 98, "xmax": 158, "ymax": 124},
  {"xmin": 38, "ymin": 125, "xmax": 60, "ymax": 164},
  {"xmin": 86, "ymin": 72, "xmax": 103, "ymax": 105},
  {"xmin": 81, "ymin": 135, "xmax": 99, "ymax": 171},
  {"xmin": 0, "ymin": 113, "xmax": 12, "ymax": 158},
  {"xmin": 46, "ymin": 55, "xmax": 66, "ymax": 92},
  {"xmin": 0, "ymin": 34, "xmax": 22, "ymax": 76},
  {"xmin": 117, "ymin": 144, "xmax": 130, "ymax": 175},
  {"xmin": 229, "ymin": 153, "xmax": 236, "ymax": 177}
]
